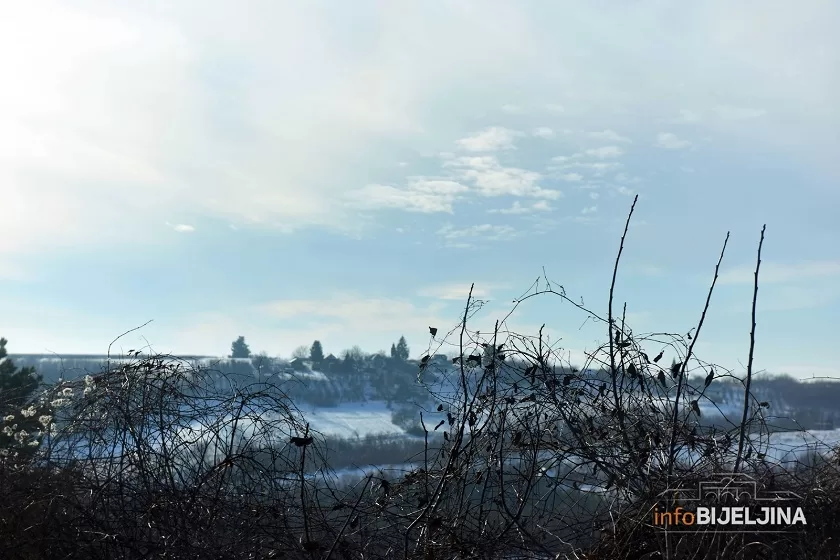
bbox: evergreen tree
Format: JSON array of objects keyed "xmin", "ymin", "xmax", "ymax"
[
  {"xmin": 390, "ymin": 343, "xmax": 398, "ymax": 360},
  {"xmin": 0, "ymin": 338, "xmax": 41, "ymax": 413},
  {"xmin": 230, "ymin": 336, "xmax": 251, "ymax": 358},
  {"xmin": 0, "ymin": 338, "xmax": 46, "ymax": 454},
  {"xmin": 395, "ymin": 336, "xmax": 409, "ymax": 361},
  {"xmin": 342, "ymin": 351, "xmax": 356, "ymax": 374},
  {"xmin": 310, "ymin": 340, "xmax": 324, "ymax": 364}
]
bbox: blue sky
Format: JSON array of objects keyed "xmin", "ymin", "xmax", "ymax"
[{"xmin": 2, "ymin": 1, "xmax": 838, "ymax": 378}]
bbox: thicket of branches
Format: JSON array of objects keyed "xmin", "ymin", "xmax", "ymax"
[{"xmin": 2, "ymin": 196, "xmax": 839, "ymax": 559}]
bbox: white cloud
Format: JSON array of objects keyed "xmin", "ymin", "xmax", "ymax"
[
  {"xmin": 456, "ymin": 127, "xmax": 522, "ymax": 152},
  {"xmin": 588, "ymin": 129, "xmax": 630, "ymax": 143},
  {"xmin": 501, "ymin": 104, "xmax": 524, "ymax": 114},
  {"xmin": 655, "ymin": 132, "xmax": 692, "ymax": 150},
  {"xmin": 169, "ymin": 223, "xmax": 195, "ymax": 233},
  {"xmin": 715, "ymin": 106, "xmax": 766, "ymax": 120},
  {"xmin": 672, "ymin": 109, "xmax": 702, "ymax": 124},
  {"xmin": 0, "ymin": 260, "xmax": 30, "ymax": 281},
  {"xmin": 532, "ymin": 127, "xmax": 555, "ymax": 139},
  {"xmin": 417, "ymin": 282, "xmax": 504, "ymax": 300},
  {"xmin": 719, "ymin": 260, "xmax": 840, "ymax": 285},
  {"xmin": 558, "ymin": 172, "xmax": 583, "ymax": 182},
  {"xmin": 489, "ymin": 200, "xmax": 553, "ymax": 214},
  {"xmin": 581, "ymin": 205, "xmax": 597, "ymax": 214},
  {"xmin": 549, "ymin": 161, "xmax": 622, "ymax": 179},
  {"xmin": 589, "ymin": 192, "xmax": 600, "ymax": 200},
  {"xmin": 256, "ymin": 294, "xmax": 450, "ymax": 350},
  {"xmin": 614, "ymin": 173, "xmax": 641, "ymax": 183},
  {"xmin": 444, "ymin": 156, "xmax": 561, "ymax": 199},
  {"xmin": 437, "ymin": 223, "xmax": 518, "ymax": 244},
  {"xmin": 346, "ymin": 179, "xmax": 469, "ymax": 213},
  {"xmin": 3, "ymin": 1, "xmax": 838, "ymax": 256},
  {"xmin": 583, "ymin": 146, "xmax": 624, "ymax": 159}
]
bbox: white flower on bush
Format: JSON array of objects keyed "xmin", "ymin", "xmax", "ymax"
[
  {"xmin": 50, "ymin": 398, "xmax": 68, "ymax": 408},
  {"xmin": 62, "ymin": 387, "xmax": 73, "ymax": 397},
  {"xmin": 3, "ymin": 415, "xmax": 14, "ymax": 423},
  {"xmin": 2, "ymin": 425, "xmax": 13, "ymax": 437},
  {"xmin": 28, "ymin": 440, "xmax": 39, "ymax": 447},
  {"xmin": 38, "ymin": 415, "xmax": 52, "ymax": 428},
  {"xmin": 14, "ymin": 429, "xmax": 28, "ymax": 444},
  {"xmin": 85, "ymin": 374, "xmax": 95, "ymax": 387},
  {"xmin": 20, "ymin": 406, "xmax": 37, "ymax": 418}
]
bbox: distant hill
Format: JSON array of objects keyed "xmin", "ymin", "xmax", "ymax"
[{"xmin": 10, "ymin": 353, "xmax": 840, "ymax": 430}]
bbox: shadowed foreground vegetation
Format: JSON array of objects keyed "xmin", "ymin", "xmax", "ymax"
[{"xmin": 2, "ymin": 197, "xmax": 839, "ymax": 559}]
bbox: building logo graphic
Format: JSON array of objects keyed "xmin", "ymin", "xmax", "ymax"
[{"xmin": 653, "ymin": 473, "xmax": 806, "ymax": 533}]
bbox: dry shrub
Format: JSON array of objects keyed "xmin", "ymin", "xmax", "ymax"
[{"xmin": 2, "ymin": 197, "xmax": 837, "ymax": 559}]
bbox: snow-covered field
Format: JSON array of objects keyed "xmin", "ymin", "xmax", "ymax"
[{"xmin": 300, "ymin": 401, "xmax": 406, "ymax": 438}]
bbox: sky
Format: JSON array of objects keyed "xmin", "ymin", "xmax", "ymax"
[{"xmin": 2, "ymin": 1, "xmax": 839, "ymax": 379}]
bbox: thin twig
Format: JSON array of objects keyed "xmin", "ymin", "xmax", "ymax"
[
  {"xmin": 667, "ymin": 232, "xmax": 730, "ymax": 479},
  {"xmin": 608, "ymin": 195, "xmax": 640, "ymax": 473},
  {"xmin": 735, "ymin": 224, "xmax": 766, "ymax": 473}
]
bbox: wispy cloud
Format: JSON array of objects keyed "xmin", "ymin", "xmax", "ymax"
[
  {"xmin": 549, "ymin": 161, "xmax": 622, "ymax": 177},
  {"xmin": 532, "ymin": 127, "xmax": 555, "ymax": 139},
  {"xmin": 257, "ymin": 294, "xmax": 449, "ymax": 350},
  {"xmin": 0, "ymin": 260, "xmax": 30, "ymax": 281},
  {"xmin": 168, "ymin": 223, "xmax": 195, "ymax": 233},
  {"xmin": 489, "ymin": 200, "xmax": 553, "ymax": 214},
  {"xmin": 456, "ymin": 127, "xmax": 522, "ymax": 152},
  {"xmin": 655, "ymin": 132, "xmax": 692, "ymax": 150},
  {"xmin": 588, "ymin": 129, "xmax": 631, "ymax": 143},
  {"xmin": 584, "ymin": 146, "xmax": 624, "ymax": 159},
  {"xmin": 629, "ymin": 265, "xmax": 665, "ymax": 277},
  {"xmin": 615, "ymin": 173, "xmax": 641, "ymax": 184},
  {"xmin": 417, "ymin": 282, "xmax": 504, "ymax": 300},
  {"xmin": 723, "ymin": 283, "xmax": 840, "ymax": 313},
  {"xmin": 437, "ymin": 223, "xmax": 518, "ymax": 247},
  {"xmin": 3, "ymin": 1, "xmax": 837, "ymax": 261},
  {"xmin": 719, "ymin": 260, "xmax": 840, "ymax": 285},
  {"xmin": 501, "ymin": 104, "xmax": 524, "ymax": 114},
  {"xmin": 444, "ymin": 156, "xmax": 561, "ymax": 199},
  {"xmin": 558, "ymin": 172, "xmax": 583, "ymax": 182},
  {"xmin": 715, "ymin": 106, "xmax": 766, "ymax": 120},
  {"xmin": 671, "ymin": 109, "xmax": 702, "ymax": 124},
  {"xmin": 346, "ymin": 179, "xmax": 468, "ymax": 213}
]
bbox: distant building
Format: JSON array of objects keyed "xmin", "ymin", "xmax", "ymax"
[
  {"xmin": 289, "ymin": 357, "xmax": 309, "ymax": 371},
  {"xmin": 323, "ymin": 354, "xmax": 340, "ymax": 371},
  {"xmin": 432, "ymin": 354, "xmax": 450, "ymax": 365}
]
